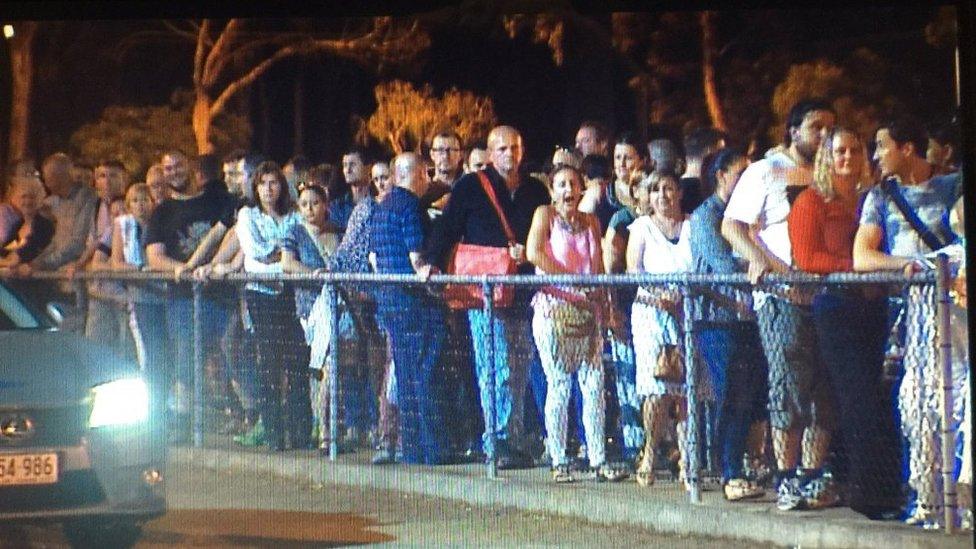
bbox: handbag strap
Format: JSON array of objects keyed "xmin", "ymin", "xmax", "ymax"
[
  {"xmin": 476, "ymin": 171, "xmax": 517, "ymax": 245},
  {"xmin": 881, "ymin": 177, "xmax": 951, "ymax": 252}
]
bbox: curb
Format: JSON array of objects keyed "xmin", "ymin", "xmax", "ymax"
[{"xmin": 171, "ymin": 446, "xmax": 970, "ymax": 549}]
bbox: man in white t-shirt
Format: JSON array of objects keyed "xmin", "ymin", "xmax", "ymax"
[{"xmin": 721, "ymin": 99, "xmax": 836, "ymax": 511}]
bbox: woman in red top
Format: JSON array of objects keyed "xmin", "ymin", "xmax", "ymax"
[{"xmin": 788, "ymin": 127, "xmax": 902, "ymax": 520}]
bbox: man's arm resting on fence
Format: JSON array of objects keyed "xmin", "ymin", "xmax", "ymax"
[
  {"xmin": 852, "ymin": 223, "xmax": 913, "ymax": 272},
  {"xmin": 146, "ymin": 242, "xmax": 190, "ymax": 278},
  {"xmin": 721, "ymin": 218, "xmax": 789, "ymax": 283}
]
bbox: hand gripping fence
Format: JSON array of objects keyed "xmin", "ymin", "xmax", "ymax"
[{"xmin": 16, "ymin": 264, "xmax": 963, "ymax": 532}]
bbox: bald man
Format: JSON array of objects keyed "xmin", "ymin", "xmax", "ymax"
[
  {"xmin": 430, "ymin": 125, "xmax": 550, "ymax": 468},
  {"xmin": 366, "ymin": 152, "xmax": 451, "ymax": 465}
]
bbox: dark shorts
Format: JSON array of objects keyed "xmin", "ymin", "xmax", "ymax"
[{"xmin": 755, "ymin": 296, "xmax": 834, "ymax": 431}]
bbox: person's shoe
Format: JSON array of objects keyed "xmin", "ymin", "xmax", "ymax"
[
  {"xmin": 775, "ymin": 473, "xmax": 806, "ymax": 511},
  {"xmin": 233, "ymin": 418, "xmax": 265, "ymax": 447},
  {"xmin": 723, "ymin": 478, "xmax": 765, "ymax": 501},
  {"xmin": 593, "ymin": 463, "xmax": 629, "ymax": 482},
  {"xmin": 800, "ymin": 470, "xmax": 841, "ymax": 510},
  {"xmin": 371, "ymin": 447, "xmax": 395, "ymax": 465},
  {"xmin": 551, "ymin": 464, "xmax": 574, "ymax": 483}
]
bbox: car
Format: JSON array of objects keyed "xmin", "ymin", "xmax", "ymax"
[{"xmin": 0, "ymin": 281, "xmax": 165, "ymax": 547}]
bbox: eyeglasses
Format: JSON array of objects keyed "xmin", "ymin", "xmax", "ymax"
[{"xmin": 430, "ymin": 147, "xmax": 460, "ymax": 155}]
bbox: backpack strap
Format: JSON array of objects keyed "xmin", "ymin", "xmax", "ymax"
[{"xmin": 881, "ymin": 177, "xmax": 951, "ymax": 252}]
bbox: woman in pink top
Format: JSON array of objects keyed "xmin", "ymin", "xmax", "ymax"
[{"xmin": 527, "ymin": 166, "xmax": 624, "ymax": 483}]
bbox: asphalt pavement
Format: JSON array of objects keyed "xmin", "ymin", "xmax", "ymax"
[{"xmin": 0, "ymin": 459, "xmax": 760, "ymax": 547}]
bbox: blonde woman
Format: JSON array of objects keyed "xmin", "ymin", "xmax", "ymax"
[
  {"xmin": 627, "ymin": 171, "xmax": 693, "ymax": 488},
  {"xmin": 788, "ymin": 127, "xmax": 892, "ymax": 515}
]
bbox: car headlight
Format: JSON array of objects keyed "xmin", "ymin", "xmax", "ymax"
[{"xmin": 88, "ymin": 378, "xmax": 149, "ymax": 428}]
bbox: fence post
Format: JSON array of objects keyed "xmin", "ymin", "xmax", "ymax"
[
  {"xmin": 327, "ymin": 282, "xmax": 340, "ymax": 462},
  {"xmin": 681, "ymin": 283, "xmax": 701, "ymax": 503},
  {"xmin": 935, "ymin": 254, "xmax": 957, "ymax": 533},
  {"xmin": 482, "ymin": 278, "xmax": 497, "ymax": 479},
  {"xmin": 192, "ymin": 282, "xmax": 204, "ymax": 448}
]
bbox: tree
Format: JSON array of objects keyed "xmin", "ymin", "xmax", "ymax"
[
  {"xmin": 366, "ymin": 80, "xmax": 496, "ymax": 154},
  {"xmin": 125, "ymin": 18, "xmax": 430, "ymax": 154},
  {"xmin": 69, "ymin": 89, "xmax": 250, "ymax": 179},
  {"xmin": 770, "ymin": 49, "xmax": 901, "ymax": 144},
  {"xmin": 6, "ymin": 22, "xmax": 38, "ymax": 172}
]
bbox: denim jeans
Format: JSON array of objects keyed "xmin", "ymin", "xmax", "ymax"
[
  {"xmin": 164, "ymin": 293, "xmax": 229, "ymax": 396},
  {"xmin": 467, "ymin": 307, "xmax": 533, "ymax": 457},
  {"xmin": 696, "ymin": 321, "xmax": 767, "ymax": 481}
]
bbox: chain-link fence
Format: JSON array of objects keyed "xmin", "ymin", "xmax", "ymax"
[{"xmin": 13, "ymin": 263, "xmax": 970, "ymax": 533}]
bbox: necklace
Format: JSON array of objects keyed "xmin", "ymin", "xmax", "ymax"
[{"xmin": 554, "ymin": 207, "xmax": 585, "ymax": 234}]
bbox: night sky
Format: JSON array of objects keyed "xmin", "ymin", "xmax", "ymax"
[{"xmin": 0, "ymin": 3, "xmax": 960, "ymax": 171}]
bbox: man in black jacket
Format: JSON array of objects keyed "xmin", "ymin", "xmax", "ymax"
[{"xmin": 430, "ymin": 125, "xmax": 550, "ymax": 468}]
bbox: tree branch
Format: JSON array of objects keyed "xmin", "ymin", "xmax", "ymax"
[
  {"xmin": 193, "ymin": 19, "xmax": 211, "ymax": 88},
  {"xmin": 203, "ymin": 19, "xmax": 242, "ymax": 87},
  {"xmin": 161, "ymin": 20, "xmax": 201, "ymax": 43}
]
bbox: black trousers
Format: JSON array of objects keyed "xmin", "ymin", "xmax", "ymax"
[
  {"xmin": 812, "ymin": 291, "xmax": 902, "ymax": 513},
  {"xmin": 246, "ymin": 289, "xmax": 312, "ymax": 448}
]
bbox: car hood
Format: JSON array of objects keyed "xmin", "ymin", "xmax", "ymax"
[{"xmin": 0, "ymin": 330, "xmax": 139, "ymax": 407}]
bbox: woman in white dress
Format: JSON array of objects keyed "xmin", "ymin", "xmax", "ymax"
[{"xmin": 627, "ymin": 171, "xmax": 694, "ymax": 487}]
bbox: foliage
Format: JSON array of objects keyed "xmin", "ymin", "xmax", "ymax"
[
  {"xmin": 366, "ymin": 80, "xmax": 497, "ymax": 154},
  {"xmin": 770, "ymin": 49, "xmax": 900, "ymax": 144},
  {"xmin": 69, "ymin": 89, "xmax": 250, "ymax": 179}
]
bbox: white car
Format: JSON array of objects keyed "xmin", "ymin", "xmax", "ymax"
[{"xmin": 0, "ymin": 281, "xmax": 165, "ymax": 547}]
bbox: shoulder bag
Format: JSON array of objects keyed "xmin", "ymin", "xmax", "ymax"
[{"xmin": 443, "ymin": 171, "xmax": 517, "ymax": 309}]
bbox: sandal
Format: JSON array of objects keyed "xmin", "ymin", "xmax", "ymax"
[
  {"xmin": 551, "ymin": 464, "xmax": 574, "ymax": 483},
  {"xmin": 594, "ymin": 463, "xmax": 629, "ymax": 483},
  {"xmin": 723, "ymin": 478, "xmax": 764, "ymax": 501},
  {"xmin": 635, "ymin": 456, "xmax": 654, "ymax": 487}
]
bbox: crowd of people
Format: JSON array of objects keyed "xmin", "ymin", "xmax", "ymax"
[{"xmin": 0, "ymin": 97, "xmax": 970, "ymax": 529}]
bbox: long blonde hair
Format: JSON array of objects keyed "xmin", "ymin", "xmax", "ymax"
[{"xmin": 812, "ymin": 127, "xmax": 872, "ymax": 202}]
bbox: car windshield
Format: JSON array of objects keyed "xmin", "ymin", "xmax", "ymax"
[{"xmin": 0, "ymin": 283, "xmax": 47, "ymax": 330}]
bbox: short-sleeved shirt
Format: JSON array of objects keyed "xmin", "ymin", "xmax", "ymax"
[
  {"xmin": 145, "ymin": 187, "xmax": 236, "ymax": 295},
  {"xmin": 859, "ymin": 173, "xmax": 960, "ymax": 257},
  {"xmin": 724, "ymin": 150, "xmax": 812, "ymax": 265},
  {"xmin": 145, "ymin": 189, "xmax": 236, "ymax": 263}
]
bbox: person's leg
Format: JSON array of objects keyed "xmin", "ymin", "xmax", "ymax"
[
  {"xmin": 246, "ymin": 292, "xmax": 284, "ymax": 450},
  {"xmin": 579, "ymin": 361, "xmax": 607, "ymax": 468},
  {"xmin": 697, "ymin": 323, "xmax": 736, "ymax": 481},
  {"xmin": 85, "ymin": 296, "xmax": 118, "ymax": 349},
  {"xmin": 610, "ymin": 328, "xmax": 643, "ymax": 460},
  {"xmin": 130, "ymin": 301, "xmax": 169, "ymax": 451},
  {"xmin": 756, "ymin": 297, "xmax": 803, "ymax": 472},
  {"xmin": 532, "ymin": 308, "xmax": 569, "ymax": 467},
  {"xmin": 415, "ymin": 308, "xmax": 449, "ymax": 464},
  {"xmin": 504, "ymin": 309, "xmax": 533, "ymax": 453},
  {"xmin": 468, "ymin": 308, "xmax": 512, "ymax": 458}
]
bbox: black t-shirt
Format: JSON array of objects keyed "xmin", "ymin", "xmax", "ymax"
[
  {"xmin": 679, "ymin": 177, "xmax": 703, "ymax": 215},
  {"xmin": 145, "ymin": 184, "xmax": 236, "ymax": 263}
]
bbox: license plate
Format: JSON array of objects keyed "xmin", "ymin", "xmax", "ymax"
[{"xmin": 0, "ymin": 453, "xmax": 58, "ymax": 486}]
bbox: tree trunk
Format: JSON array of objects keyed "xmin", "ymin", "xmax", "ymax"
[
  {"xmin": 192, "ymin": 90, "xmax": 215, "ymax": 154},
  {"xmin": 7, "ymin": 22, "xmax": 38, "ymax": 175},
  {"xmin": 700, "ymin": 11, "xmax": 727, "ymax": 132}
]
